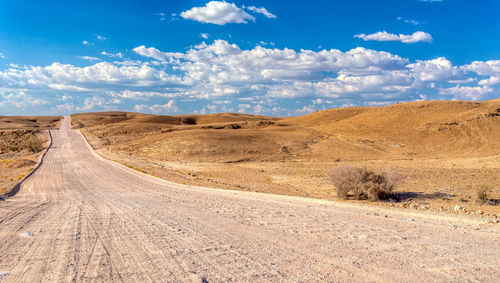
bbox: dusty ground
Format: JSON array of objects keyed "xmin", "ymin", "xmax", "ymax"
[
  {"xmin": 72, "ymin": 100, "xmax": 500, "ymax": 217},
  {"xmin": 0, "ymin": 116, "xmax": 61, "ymax": 196},
  {"xmin": 1, "ymin": 117, "xmax": 498, "ymax": 282}
]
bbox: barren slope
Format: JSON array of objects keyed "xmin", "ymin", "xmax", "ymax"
[
  {"xmin": 71, "ymin": 100, "xmax": 500, "ymax": 215},
  {"xmin": 0, "ymin": 117, "xmax": 498, "ymax": 282},
  {"xmin": 0, "ymin": 116, "xmax": 60, "ymax": 195}
]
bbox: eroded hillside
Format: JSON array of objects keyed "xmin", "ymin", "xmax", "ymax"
[{"xmin": 71, "ymin": 101, "xmax": 500, "ymax": 216}]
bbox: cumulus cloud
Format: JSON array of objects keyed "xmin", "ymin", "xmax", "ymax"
[
  {"xmin": 407, "ymin": 57, "xmax": 463, "ymax": 82},
  {"xmin": 96, "ymin": 35, "xmax": 107, "ymax": 40},
  {"xmin": 135, "ymin": 100, "xmax": 178, "ymax": 114},
  {"xmin": 200, "ymin": 33, "xmax": 209, "ymax": 39},
  {"xmin": 462, "ymin": 60, "xmax": 500, "ymax": 85},
  {"xmin": 134, "ymin": 40, "xmax": 408, "ymax": 81},
  {"xmin": 132, "ymin": 45, "xmax": 183, "ymax": 62},
  {"xmin": 245, "ymin": 6, "xmax": 277, "ymax": 18},
  {"xmin": 2, "ymin": 39, "xmax": 500, "ymax": 115},
  {"xmin": 439, "ymin": 85, "xmax": 493, "ymax": 100},
  {"xmin": 82, "ymin": 40, "xmax": 90, "ymax": 45},
  {"xmin": 180, "ymin": 1, "xmax": 255, "ymax": 25},
  {"xmin": 0, "ymin": 61, "xmax": 181, "ymax": 89},
  {"xmin": 0, "ymin": 52, "xmax": 5, "ymax": 59},
  {"xmin": 355, "ymin": 31, "xmax": 433, "ymax": 43}
]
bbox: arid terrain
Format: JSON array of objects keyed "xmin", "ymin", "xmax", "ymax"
[
  {"xmin": 0, "ymin": 116, "xmax": 61, "ymax": 196},
  {"xmin": 0, "ymin": 117, "xmax": 498, "ymax": 282},
  {"xmin": 72, "ymin": 100, "xmax": 500, "ymax": 217}
]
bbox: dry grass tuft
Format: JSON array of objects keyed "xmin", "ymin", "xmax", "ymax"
[
  {"xmin": 328, "ymin": 165, "xmax": 404, "ymax": 201},
  {"xmin": 477, "ymin": 186, "xmax": 489, "ymax": 204},
  {"xmin": 23, "ymin": 135, "xmax": 45, "ymax": 153}
]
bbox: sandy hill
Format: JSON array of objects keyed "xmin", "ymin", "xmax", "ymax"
[
  {"xmin": 0, "ymin": 116, "xmax": 62, "ymax": 130},
  {"xmin": 71, "ymin": 100, "xmax": 500, "ymax": 163},
  {"xmin": 287, "ymin": 100, "xmax": 500, "ymax": 159}
]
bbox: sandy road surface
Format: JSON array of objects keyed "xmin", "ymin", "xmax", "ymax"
[{"xmin": 0, "ymin": 117, "xmax": 498, "ymax": 282}]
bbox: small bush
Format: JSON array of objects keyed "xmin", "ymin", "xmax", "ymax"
[
  {"xmin": 328, "ymin": 165, "xmax": 404, "ymax": 201},
  {"xmin": 24, "ymin": 135, "xmax": 44, "ymax": 153},
  {"xmin": 477, "ymin": 186, "xmax": 489, "ymax": 204}
]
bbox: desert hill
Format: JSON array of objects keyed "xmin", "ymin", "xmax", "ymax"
[
  {"xmin": 72, "ymin": 100, "xmax": 500, "ymax": 163},
  {"xmin": 0, "ymin": 116, "xmax": 62, "ymax": 130},
  {"xmin": 70, "ymin": 101, "xmax": 500, "ymax": 216}
]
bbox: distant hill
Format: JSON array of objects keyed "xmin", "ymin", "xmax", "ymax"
[{"xmin": 71, "ymin": 100, "xmax": 500, "ymax": 163}]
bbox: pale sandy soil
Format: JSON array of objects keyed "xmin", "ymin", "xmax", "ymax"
[
  {"xmin": 0, "ymin": 117, "xmax": 498, "ymax": 282},
  {"xmin": 91, "ymin": 148, "xmax": 500, "ymax": 217}
]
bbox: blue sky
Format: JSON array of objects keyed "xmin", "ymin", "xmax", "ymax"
[{"xmin": 1, "ymin": 0, "xmax": 499, "ymax": 116}]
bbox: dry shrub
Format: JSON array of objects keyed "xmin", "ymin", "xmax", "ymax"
[
  {"xmin": 23, "ymin": 135, "xmax": 44, "ymax": 153},
  {"xmin": 477, "ymin": 186, "xmax": 489, "ymax": 204},
  {"xmin": 328, "ymin": 165, "xmax": 404, "ymax": 201}
]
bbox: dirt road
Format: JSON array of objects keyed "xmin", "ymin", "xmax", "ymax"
[{"xmin": 0, "ymin": 117, "xmax": 498, "ymax": 282}]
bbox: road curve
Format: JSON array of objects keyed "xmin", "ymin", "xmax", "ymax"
[{"xmin": 0, "ymin": 117, "xmax": 498, "ymax": 282}]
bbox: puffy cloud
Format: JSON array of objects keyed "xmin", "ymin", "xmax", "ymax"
[
  {"xmin": 0, "ymin": 52, "xmax": 5, "ymax": 59},
  {"xmin": 149, "ymin": 102, "xmax": 177, "ymax": 114},
  {"xmin": 245, "ymin": 6, "xmax": 277, "ymax": 18},
  {"xmin": 135, "ymin": 40, "xmax": 408, "ymax": 83},
  {"xmin": 355, "ymin": 31, "xmax": 433, "ymax": 44},
  {"xmin": 439, "ymin": 85, "xmax": 493, "ymax": 100},
  {"xmin": 200, "ymin": 33, "xmax": 209, "ymax": 39},
  {"xmin": 132, "ymin": 45, "xmax": 183, "ymax": 62},
  {"xmin": 180, "ymin": 1, "xmax": 255, "ymax": 25},
  {"xmin": 3, "ymin": 39, "xmax": 500, "ymax": 115},
  {"xmin": 96, "ymin": 35, "xmax": 107, "ymax": 40},
  {"xmin": 0, "ymin": 88, "xmax": 46, "ymax": 109},
  {"xmin": 407, "ymin": 57, "xmax": 463, "ymax": 82},
  {"xmin": 462, "ymin": 60, "xmax": 500, "ymax": 85},
  {"xmin": 0, "ymin": 61, "xmax": 181, "ymax": 89}
]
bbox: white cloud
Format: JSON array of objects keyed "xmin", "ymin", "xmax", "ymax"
[
  {"xmin": 82, "ymin": 40, "xmax": 90, "ymax": 45},
  {"xmin": 3, "ymin": 39, "xmax": 500, "ymax": 115},
  {"xmin": 180, "ymin": 1, "xmax": 255, "ymax": 25},
  {"xmin": 108, "ymin": 89, "xmax": 180, "ymax": 100},
  {"xmin": 200, "ymin": 33, "xmax": 209, "ymax": 39},
  {"xmin": 0, "ymin": 61, "xmax": 181, "ymax": 89},
  {"xmin": 147, "ymin": 100, "xmax": 178, "ymax": 114},
  {"xmin": 96, "ymin": 35, "xmax": 107, "ymax": 40},
  {"xmin": 135, "ymin": 40, "xmax": 408, "ymax": 81},
  {"xmin": 397, "ymin": 17, "xmax": 422, "ymax": 26},
  {"xmin": 48, "ymin": 84, "xmax": 90, "ymax": 91},
  {"xmin": 439, "ymin": 85, "xmax": 493, "ymax": 100},
  {"xmin": 132, "ymin": 45, "xmax": 183, "ymax": 62},
  {"xmin": 355, "ymin": 31, "xmax": 433, "ymax": 44},
  {"xmin": 245, "ymin": 6, "xmax": 277, "ymax": 18},
  {"xmin": 77, "ymin": 56, "xmax": 100, "ymax": 61},
  {"xmin": 407, "ymin": 57, "xmax": 463, "ymax": 82},
  {"xmin": 101, "ymin": 51, "xmax": 124, "ymax": 58},
  {"xmin": 462, "ymin": 60, "xmax": 500, "ymax": 86},
  {"xmin": 0, "ymin": 52, "xmax": 5, "ymax": 59}
]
